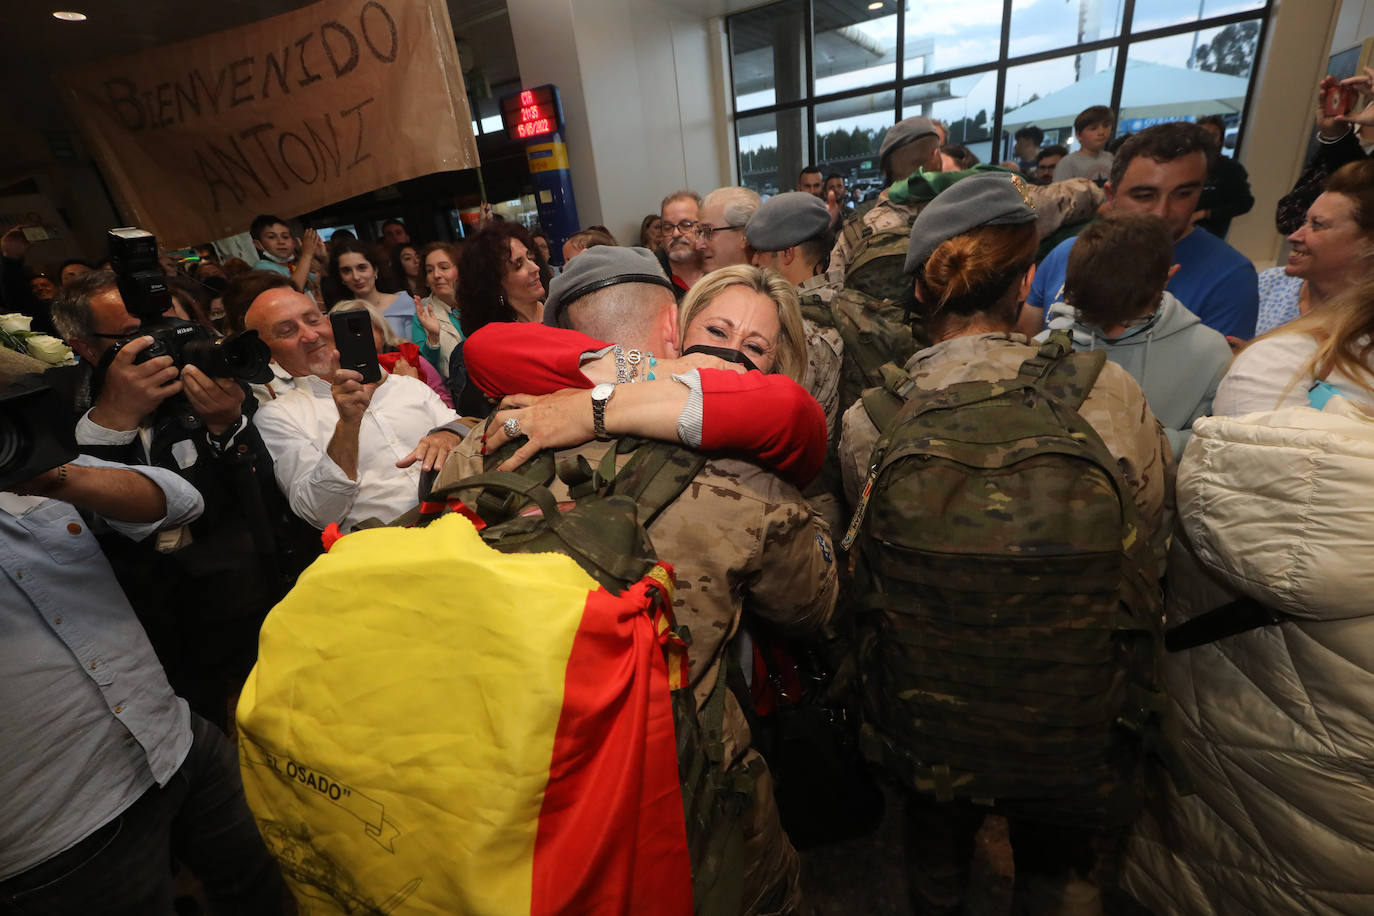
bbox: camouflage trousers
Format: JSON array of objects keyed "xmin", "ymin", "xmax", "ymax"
[
  {"xmin": 903, "ymin": 794, "xmax": 1123, "ymax": 916},
  {"xmin": 740, "ymin": 752, "xmax": 803, "ymax": 915}
]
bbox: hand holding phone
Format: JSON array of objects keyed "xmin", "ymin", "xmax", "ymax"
[
  {"xmin": 1322, "ymin": 84, "xmax": 1357, "ymax": 118},
  {"xmin": 330, "ymin": 310, "xmax": 382, "ymax": 384}
]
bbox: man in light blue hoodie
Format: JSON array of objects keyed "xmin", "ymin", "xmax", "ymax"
[{"xmin": 1036, "ymin": 212, "xmax": 1232, "ymax": 456}]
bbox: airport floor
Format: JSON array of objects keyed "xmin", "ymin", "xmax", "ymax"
[{"xmin": 798, "ymin": 784, "xmax": 1014, "ymax": 916}]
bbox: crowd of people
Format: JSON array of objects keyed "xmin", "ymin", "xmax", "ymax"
[{"xmin": 3, "ymin": 63, "xmax": 1374, "ymax": 916}]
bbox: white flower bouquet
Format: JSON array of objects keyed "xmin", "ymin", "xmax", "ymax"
[{"xmin": 0, "ymin": 313, "xmax": 75, "ymax": 366}]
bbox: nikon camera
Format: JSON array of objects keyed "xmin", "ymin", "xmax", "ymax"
[{"xmin": 104, "ymin": 228, "xmax": 274, "ymax": 427}]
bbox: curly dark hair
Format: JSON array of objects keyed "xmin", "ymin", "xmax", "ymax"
[
  {"xmin": 458, "ymin": 222, "xmax": 538, "ymax": 337},
  {"xmin": 328, "ymin": 238, "xmax": 397, "ymax": 294}
]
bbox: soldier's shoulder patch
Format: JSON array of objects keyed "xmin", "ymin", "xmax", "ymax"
[{"xmin": 816, "ymin": 532, "xmax": 833, "ymax": 564}]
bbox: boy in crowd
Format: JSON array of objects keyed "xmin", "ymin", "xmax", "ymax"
[
  {"xmin": 1038, "ymin": 212, "xmax": 1232, "ymax": 455},
  {"xmin": 1053, "ymin": 105, "xmax": 1115, "ymax": 183},
  {"xmin": 249, "ymin": 214, "xmax": 321, "ymax": 299},
  {"xmin": 1013, "ymin": 125, "xmax": 1044, "ymax": 174}
]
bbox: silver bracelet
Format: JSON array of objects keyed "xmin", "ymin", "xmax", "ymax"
[
  {"xmin": 612, "ymin": 344, "xmax": 630, "ymax": 384},
  {"xmin": 625, "ymin": 348, "xmax": 643, "ymax": 382}
]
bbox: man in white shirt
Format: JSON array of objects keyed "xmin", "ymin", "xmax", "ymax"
[{"xmin": 242, "ymin": 283, "xmax": 465, "ymax": 531}]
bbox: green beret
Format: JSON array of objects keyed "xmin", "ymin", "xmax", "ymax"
[
  {"xmin": 543, "ymin": 246, "xmax": 674, "ymax": 328},
  {"xmin": 745, "ymin": 192, "xmax": 831, "ymax": 252},
  {"xmin": 905, "ymin": 172, "xmax": 1039, "ymax": 274}
]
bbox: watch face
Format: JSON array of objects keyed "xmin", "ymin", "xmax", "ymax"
[{"xmin": 592, "ymin": 382, "xmax": 615, "ymax": 401}]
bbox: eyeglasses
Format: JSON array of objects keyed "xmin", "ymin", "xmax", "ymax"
[
  {"xmin": 695, "ymin": 223, "xmax": 744, "ymax": 242},
  {"xmin": 662, "ymin": 220, "xmax": 699, "ymax": 237}
]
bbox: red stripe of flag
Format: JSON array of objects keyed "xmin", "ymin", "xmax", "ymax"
[{"xmin": 530, "ymin": 583, "xmax": 693, "ymax": 915}]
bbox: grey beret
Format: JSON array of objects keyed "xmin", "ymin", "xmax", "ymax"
[
  {"xmin": 879, "ymin": 116, "xmax": 939, "ymax": 162},
  {"xmin": 904, "ymin": 172, "xmax": 1039, "ymax": 275},
  {"xmin": 745, "ymin": 192, "xmax": 831, "ymax": 252},
  {"xmin": 543, "ymin": 245, "xmax": 674, "ymax": 329}
]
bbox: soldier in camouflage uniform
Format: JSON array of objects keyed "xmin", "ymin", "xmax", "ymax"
[
  {"xmin": 830, "ymin": 167, "xmax": 1105, "ymax": 277},
  {"xmin": 745, "ymin": 191, "xmax": 848, "ymax": 538},
  {"xmin": 837, "ymin": 173, "xmax": 1171, "ymax": 916},
  {"xmin": 746, "ymin": 192, "xmax": 845, "ymax": 447},
  {"xmin": 439, "ymin": 250, "xmax": 839, "ymax": 916}
]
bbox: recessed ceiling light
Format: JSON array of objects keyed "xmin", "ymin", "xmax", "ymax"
[
  {"xmin": 52, "ymin": 10, "xmax": 87, "ymax": 21},
  {"xmin": 867, "ymin": 1, "xmax": 884, "ymax": 8}
]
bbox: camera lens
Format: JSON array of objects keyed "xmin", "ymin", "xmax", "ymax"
[
  {"xmin": 181, "ymin": 330, "xmax": 273, "ymax": 384},
  {"xmin": 0, "ymin": 414, "xmax": 29, "ymax": 476}
]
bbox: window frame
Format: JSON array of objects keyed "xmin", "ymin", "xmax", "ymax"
[{"xmin": 728, "ymin": 0, "xmax": 1273, "ymax": 175}]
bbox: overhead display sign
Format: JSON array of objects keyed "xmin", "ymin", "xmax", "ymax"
[
  {"xmin": 499, "ymin": 85, "xmax": 563, "ymax": 141},
  {"xmin": 59, "ymin": 0, "xmax": 480, "ymax": 246}
]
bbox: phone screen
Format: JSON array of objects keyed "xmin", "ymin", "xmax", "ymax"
[{"xmin": 329, "ymin": 311, "xmax": 382, "ymax": 384}]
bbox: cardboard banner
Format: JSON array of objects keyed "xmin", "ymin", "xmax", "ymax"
[{"xmin": 59, "ymin": 0, "xmax": 479, "ymax": 246}]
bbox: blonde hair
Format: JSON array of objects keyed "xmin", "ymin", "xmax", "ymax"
[
  {"xmin": 678, "ymin": 265, "xmax": 806, "ymax": 383},
  {"xmin": 332, "ymin": 299, "xmax": 398, "ymax": 348},
  {"xmin": 1261, "ymin": 272, "xmax": 1374, "ymax": 404}
]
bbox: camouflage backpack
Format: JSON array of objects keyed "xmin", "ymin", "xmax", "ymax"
[
  {"xmin": 840, "ymin": 333, "xmax": 1164, "ymax": 827},
  {"xmin": 407, "ymin": 438, "xmax": 751, "ymax": 915},
  {"xmin": 800, "ymin": 285, "xmax": 922, "ymax": 423}
]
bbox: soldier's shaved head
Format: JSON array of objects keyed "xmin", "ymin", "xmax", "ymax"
[{"xmin": 566, "ymin": 283, "xmax": 679, "ymax": 355}]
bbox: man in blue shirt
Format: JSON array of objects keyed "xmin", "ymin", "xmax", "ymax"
[
  {"xmin": 1024, "ymin": 122, "xmax": 1259, "ymax": 341},
  {"xmin": 0, "ymin": 356, "xmax": 285, "ymax": 913}
]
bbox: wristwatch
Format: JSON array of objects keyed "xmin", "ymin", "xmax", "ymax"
[{"xmin": 591, "ymin": 382, "xmax": 616, "ymax": 440}]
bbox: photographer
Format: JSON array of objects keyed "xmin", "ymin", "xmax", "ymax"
[
  {"xmin": 0, "ymin": 350, "xmax": 285, "ymax": 913},
  {"xmin": 50, "ymin": 269, "xmax": 318, "ymax": 732}
]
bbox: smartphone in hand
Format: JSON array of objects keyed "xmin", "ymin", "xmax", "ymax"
[
  {"xmin": 330, "ymin": 310, "xmax": 382, "ymax": 384},
  {"xmin": 1322, "ymin": 84, "xmax": 1359, "ymax": 118}
]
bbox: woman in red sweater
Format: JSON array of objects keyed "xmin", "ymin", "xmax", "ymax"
[{"xmin": 467, "ymin": 264, "xmax": 826, "ymax": 488}]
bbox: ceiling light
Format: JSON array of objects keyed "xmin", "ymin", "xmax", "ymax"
[
  {"xmin": 867, "ymin": 1, "xmax": 884, "ymax": 8},
  {"xmin": 52, "ymin": 11, "xmax": 87, "ymax": 20}
]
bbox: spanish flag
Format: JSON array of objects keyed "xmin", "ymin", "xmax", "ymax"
[{"xmin": 237, "ymin": 513, "xmax": 693, "ymax": 915}]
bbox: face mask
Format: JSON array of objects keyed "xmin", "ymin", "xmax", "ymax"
[
  {"xmin": 1107, "ymin": 309, "xmax": 1161, "ymax": 341},
  {"xmin": 681, "ymin": 344, "xmax": 760, "ymax": 374}
]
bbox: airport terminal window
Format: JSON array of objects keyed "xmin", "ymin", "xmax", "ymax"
[
  {"xmin": 1117, "ymin": 23, "xmax": 1259, "ymax": 148},
  {"xmin": 814, "ymin": 4, "xmax": 897, "ymax": 96},
  {"xmin": 815, "ymin": 90, "xmax": 897, "ymax": 168},
  {"xmin": 730, "ymin": 0, "xmax": 808, "ymax": 111},
  {"xmin": 903, "ymin": 76, "xmax": 996, "ymax": 163},
  {"xmin": 903, "ymin": 0, "xmax": 999, "ymax": 79},
  {"xmin": 1007, "ymin": 0, "xmax": 1126, "ymax": 61},
  {"xmin": 728, "ymin": 0, "xmax": 1271, "ymax": 192},
  {"xmin": 1131, "ymin": 0, "xmax": 1265, "ymax": 33},
  {"xmin": 738, "ymin": 108, "xmax": 811, "ymax": 198},
  {"xmin": 1001, "ymin": 51, "xmax": 1119, "ymax": 152}
]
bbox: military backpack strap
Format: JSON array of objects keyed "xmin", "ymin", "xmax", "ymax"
[
  {"xmin": 606, "ymin": 440, "xmax": 708, "ymax": 529},
  {"xmin": 1012, "ymin": 329, "xmax": 1107, "ymax": 411},
  {"xmin": 799, "ymin": 291, "xmax": 834, "ymax": 329},
  {"xmin": 840, "ymin": 211, "xmax": 869, "ymax": 257},
  {"xmin": 859, "ymin": 362, "xmax": 917, "ymax": 435}
]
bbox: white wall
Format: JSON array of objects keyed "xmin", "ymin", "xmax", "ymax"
[
  {"xmin": 508, "ymin": 0, "xmax": 732, "ymax": 245},
  {"xmin": 1332, "ymin": 0, "xmax": 1374, "ymax": 51}
]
